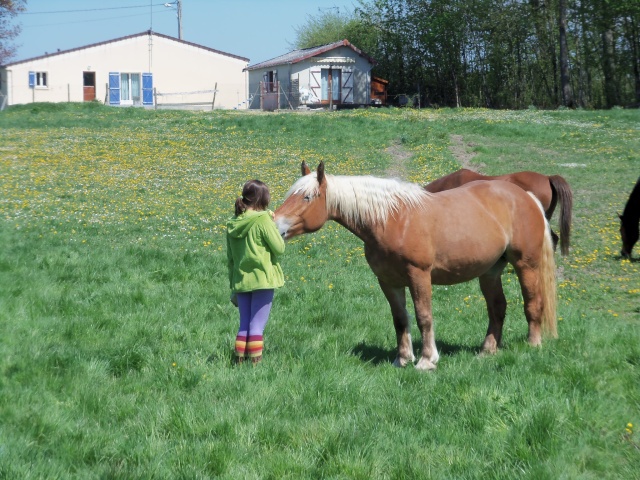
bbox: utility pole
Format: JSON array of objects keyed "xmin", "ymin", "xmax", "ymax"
[
  {"xmin": 177, "ymin": 0, "xmax": 182, "ymax": 40},
  {"xmin": 165, "ymin": 0, "xmax": 183, "ymax": 40}
]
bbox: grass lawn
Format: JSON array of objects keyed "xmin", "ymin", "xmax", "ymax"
[{"xmin": 0, "ymin": 103, "xmax": 639, "ymax": 479}]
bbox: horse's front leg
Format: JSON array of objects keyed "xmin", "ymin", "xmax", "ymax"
[
  {"xmin": 407, "ymin": 269, "xmax": 438, "ymax": 371},
  {"xmin": 377, "ymin": 279, "xmax": 415, "ymax": 367}
]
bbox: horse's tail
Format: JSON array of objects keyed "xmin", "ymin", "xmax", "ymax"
[
  {"xmin": 549, "ymin": 175, "xmax": 573, "ymax": 256},
  {"xmin": 529, "ymin": 192, "xmax": 558, "ymax": 338}
]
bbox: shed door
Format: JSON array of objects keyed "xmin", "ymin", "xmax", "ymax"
[
  {"xmin": 310, "ymin": 70, "xmax": 321, "ymax": 104},
  {"xmin": 321, "ymin": 68, "xmax": 341, "ymax": 104},
  {"xmin": 341, "ymin": 68, "xmax": 353, "ymax": 103}
]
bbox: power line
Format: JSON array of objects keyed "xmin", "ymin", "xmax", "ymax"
[
  {"xmin": 20, "ymin": 9, "xmax": 172, "ymax": 29},
  {"xmin": 20, "ymin": 3, "xmax": 168, "ymax": 15}
]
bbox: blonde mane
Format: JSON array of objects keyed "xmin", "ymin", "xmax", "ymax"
[{"xmin": 286, "ymin": 173, "xmax": 431, "ymax": 225}]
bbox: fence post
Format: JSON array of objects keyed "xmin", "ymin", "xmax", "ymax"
[
  {"xmin": 154, "ymin": 87, "xmax": 157, "ymax": 110},
  {"xmin": 211, "ymin": 82, "xmax": 217, "ymax": 110}
]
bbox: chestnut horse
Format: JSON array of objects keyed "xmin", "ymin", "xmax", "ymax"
[
  {"xmin": 425, "ymin": 169, "xmax": 573, "ymax": 255},
  {"xmin": 275, "ymin": 162, "xmax": 557, "ymax": 370},
  {"xmin": 620, "ymin": 177, "xmax": 640, "ymax": 259}
]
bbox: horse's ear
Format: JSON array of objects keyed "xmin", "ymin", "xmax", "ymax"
[
  {"xmin": 301, "ymin": 161, "xmax": 311, "ymax": 176},
  {"xmin": 317, "ymin": 161, "xmax": 325, "ymax": 184}
]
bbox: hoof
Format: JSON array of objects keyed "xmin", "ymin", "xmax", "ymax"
[
  {"xmin": 392, "ymin": 356, "xmax": 413, "ymax": 368},
  {"xmin": 481, "ymin": 338, "xmax": 499, "ymax": 355},
  {"xmin": 479, "ymin": 347, "xmax": 498, "ymax": 356},
  {"xmin": 415, "ymin": 357, "xmax": 437, "ymax": 371},
  {"xmin": 527, "ymin": 337, "xmax": 542, "ymax": 347}
]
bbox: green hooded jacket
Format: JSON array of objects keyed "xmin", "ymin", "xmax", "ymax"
[{"xmin": 226, "ymin": 210, "xmax": 285, "ymax": 293}]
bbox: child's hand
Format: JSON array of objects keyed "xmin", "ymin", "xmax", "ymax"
[
  {"xmin": 268, "ymin": 209, "xmax": 275, "ymax": 220},
  {"xmin": 230, "ymin": 293, "xmax": 238, "ymax": 307}
]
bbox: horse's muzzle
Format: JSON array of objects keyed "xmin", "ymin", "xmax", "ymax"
[{"xmin": 275, "ymin": 217, "xmax": 291, "ymax": 240}]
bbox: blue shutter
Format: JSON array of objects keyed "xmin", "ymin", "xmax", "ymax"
[
  {"xmin": 29, "ymin": 71, "xmax": 35, "ymax": 88},
  {"xmin": 108, "ymin": 72, "xmax": 120, "ymax": 105},
  {"xmin": 142, "ymin": 73, "xmax": 153, "ymax": 105}
]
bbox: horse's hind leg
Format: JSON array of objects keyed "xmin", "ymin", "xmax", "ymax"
[
  {"xmin": 513, "ymin": 264, "xmax": 545, "ymax": 346},
  {"xmin": 377, "ymin": 280, "xmax": 415, "ymax": 367},
  {"xmin": 478, "ymin": 259, "xmax": 508, "ymax": 354}
]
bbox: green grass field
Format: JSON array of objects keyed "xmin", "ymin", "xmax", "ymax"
[{"xmin": 1, "ymin": 103, "xmax": 639, "ymax": 479}]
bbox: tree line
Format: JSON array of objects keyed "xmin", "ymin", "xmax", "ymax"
[
  {"xmin": 294, "ymin": 0, "xmax": 640, "ymax": 109},
  {"xmin": 0, "ymin": 0, "xmax": 26, "ymax": 65}
]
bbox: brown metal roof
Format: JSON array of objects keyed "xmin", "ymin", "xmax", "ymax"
[
  {"xmin": 2, "ymin": 30, "xmax": 249, "ymax": 67},
  {"xmin": 245, "ymin": 39, "xmax": 376, "ymax": 71}
]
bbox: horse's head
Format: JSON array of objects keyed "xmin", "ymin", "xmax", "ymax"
[
  {"xmin": 274, "ymin": 161, "xmax": 329, "ymax": 240},
  {"xmin": 620, "ymin": 213, "xmax": 638, "ymax": 259}
]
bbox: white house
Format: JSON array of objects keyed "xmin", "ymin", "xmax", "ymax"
[
  {"xmin": 245, "ymin": 39, "xmax": 376, "ymax": 110},
  {"xmin": 0, "ymin": 31, "xmax": 250, "ymax": 110}
]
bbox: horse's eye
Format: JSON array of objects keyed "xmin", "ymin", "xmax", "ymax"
[{"xmin": 303, "ymin": 195, "xmax": 311, "ymax": 201}]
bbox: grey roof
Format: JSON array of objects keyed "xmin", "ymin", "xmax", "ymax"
[
  {"xmin": 2, "ymin": 30, "xmax": 249, "ymax": 67},
  {"xmin": 245, "ymin": 39, "xmax": 375, "ymax": 71}
]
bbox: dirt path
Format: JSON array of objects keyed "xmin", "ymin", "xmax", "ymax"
[
  {"xmin": 384, "ymin": 142, "xmax": 413, "ymax": 179},
  {"xmin": 384, "ymin": 135, "xmax": 482, "ymax": 179},
  {"xmin": 449, "ymin": 134, "xmax": 483, "ymax": 172}
]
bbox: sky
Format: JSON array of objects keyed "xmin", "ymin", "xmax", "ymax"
[{"xmin": 12, "ymin": 0, "xmax": 355, "ymax": 65}]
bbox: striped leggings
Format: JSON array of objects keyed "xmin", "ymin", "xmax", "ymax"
[{"xmin": 234, "ymin": 289, "xmax": 274, "ymax": 359}]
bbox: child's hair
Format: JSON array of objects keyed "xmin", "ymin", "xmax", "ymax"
[{"xmin": 235, "ymin": 179, "xmax": 271, "ymax": 216}]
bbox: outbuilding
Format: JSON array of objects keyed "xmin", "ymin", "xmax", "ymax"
[
  {"xmin": 0, "ymin": 31, "xmax": 249, "ymax": 110},
  {"xmin": 245, "ymin": 39, "xmax": 377, "ymax": 110}
]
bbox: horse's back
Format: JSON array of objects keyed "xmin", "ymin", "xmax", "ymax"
[
  {"xmin": 623, "ymin": 177, "xmax": 640, "ymax": 217},
  {"xmin": 437, "ymin": 178, "xmax": 541, "ymax": 207},
  {"xmin": 427, "ymin": 169, "xmax": 554, "ymax": 212},
  {"xmin": 424, "ymin": 168, "xmax": 484, "ymax": 192}
]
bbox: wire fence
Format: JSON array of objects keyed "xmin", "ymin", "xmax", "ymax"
[{"xmin": 153, "ymin": 86, "xmax": 219, "ymax": 111}]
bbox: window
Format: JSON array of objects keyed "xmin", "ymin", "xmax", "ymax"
[
  {"xmin": 120, "ymin": 73, "xmax": 141, "ymax": 105},
  {"xmin": 29, "ymin": 71, "xmax": 48, "ymax": 88},
  {"xmin": 109, "ymin": 72, "xmax": 153, "ymax": 106},
  {"xmin": 36, "ymin": 72, "xmax": 48, "ymax": 87},
  {"xmin": 263, "ymin": 70, "xmax": 278, "ymax": 93}
]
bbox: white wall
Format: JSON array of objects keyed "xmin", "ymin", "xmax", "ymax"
[{"xmin": 1, "ymin": 33, "xmax": 249, "ymax": 109}]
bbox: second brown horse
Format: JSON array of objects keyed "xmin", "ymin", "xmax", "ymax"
[{"xmin": 425, "ymin": 169, "xmax": 573, "ymax": 255}]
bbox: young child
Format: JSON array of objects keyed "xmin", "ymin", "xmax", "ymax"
[{"xmin": 226, "ymin": 180, "xmax": 285, "ymax": 364}]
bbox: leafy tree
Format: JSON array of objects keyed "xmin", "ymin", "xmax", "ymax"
[
  {"xmin": 291, "ymin": 7, "xmax": 375, "ymax": 51},
  {"xmin": 559, "ymin": 0, "xmax": 574, "ymax": 107},
  {"xmin": 615, "ymin": 0, "xmax": 640, "ymax": 104},
  {"xmin": 293, "ymin": 0, "xmax": 639, "ymax": 108},
  {"xmin": 0, "ymin": 0, "xmax": 26, "ymax": 65}
]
